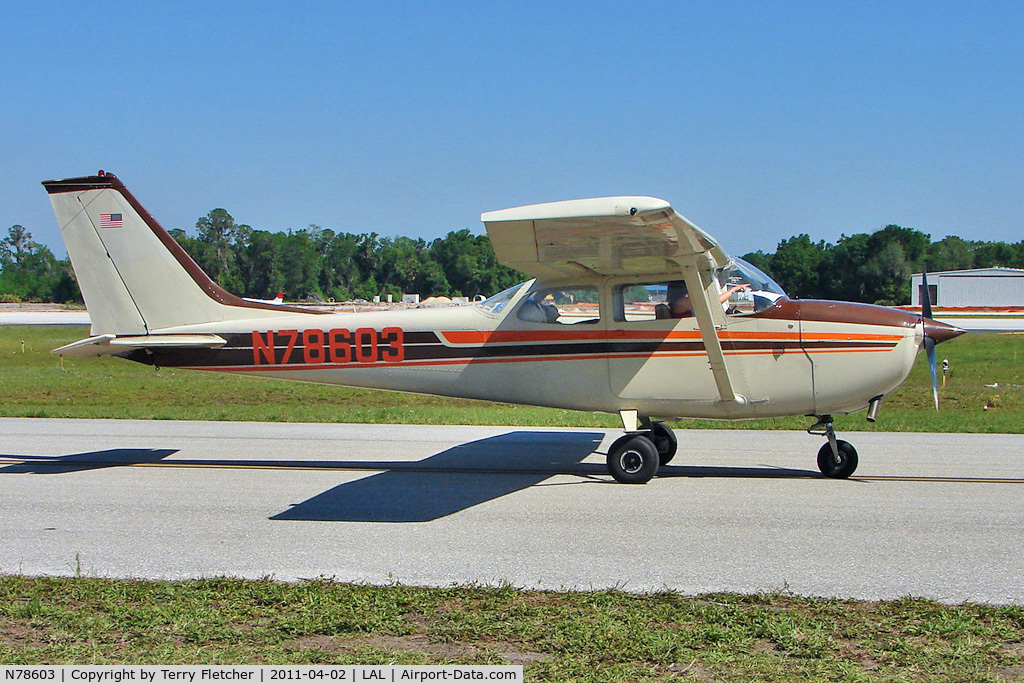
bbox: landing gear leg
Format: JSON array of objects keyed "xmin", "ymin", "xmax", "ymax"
[{"xmin": 808, "ymin": 415, "xmax": 858, "ymax": 478}]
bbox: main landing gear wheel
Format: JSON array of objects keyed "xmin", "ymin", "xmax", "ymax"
[
  {"xmin": 817, "ymin": 440, "xmax": 858, "ymax": 479},
  {"xmin": 649, "ymin": 422, "xmax": 678, "ymax": 465},
  {"xmin": 607, "ymin": 434, "xmax": 659, "ymax": 484}
]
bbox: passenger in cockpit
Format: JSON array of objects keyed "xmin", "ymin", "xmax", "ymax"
[{"xmin": 656, "ymin": 280, "xmax": 749, "ymax": 319}]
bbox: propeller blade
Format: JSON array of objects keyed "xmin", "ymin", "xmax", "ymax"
[
  {"xmin": 925, "ymin": 335, "xmax": 939, "ymax": 410},
  {"xmin": 920, "ymin": 270, "xmax": 940, "ymax": 409},
  {"xmin": 921, "ymin": 271, "xmax": 933, "ymax": 320}
]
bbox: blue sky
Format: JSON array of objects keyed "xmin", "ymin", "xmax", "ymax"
[{"xmin": 2, "ymin": 1, "xmax": 1021, "ymax": 258}]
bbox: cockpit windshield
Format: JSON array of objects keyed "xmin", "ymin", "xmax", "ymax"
[
  {"xmin": 474, "ymin": 281, "xmax": 529, "ymax": 315},
  {"xmin": 716, "ymin": 257, "xmax": 788, "ymax": 313}
]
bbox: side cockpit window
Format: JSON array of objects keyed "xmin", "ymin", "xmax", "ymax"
[
  {"xmin": 616, "ymin": 281, "xmax": 692, "ymax": 321},
  {"xmin": 517, "ymin": 286, "xmax": 600, "ymax": 325},
  {"xmin": 614, "ymin": 272, "xmax": 781, "ymax": 322}
]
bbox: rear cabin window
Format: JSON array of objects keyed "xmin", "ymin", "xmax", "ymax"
[{"xmin": 516, "ymin": 286, "xmax": 600, "ymax": 325}]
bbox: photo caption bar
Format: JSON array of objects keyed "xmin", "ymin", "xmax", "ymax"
[{"xmin": 0, "ymin": 667, "xmax": 522, "ymax": 683}]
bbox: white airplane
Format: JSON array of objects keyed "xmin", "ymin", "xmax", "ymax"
[
  {"xmin": 44, "ymin": 172, "xmax": 964, "ymax": 484},
  {"xmin": 243, "ymin": 291, "xmax": 285, "ymax": 305}
]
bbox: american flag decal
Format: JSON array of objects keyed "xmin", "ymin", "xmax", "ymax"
[{"xmin": 99, "ymin": 213, "xmax": 123, "ymax": 229}]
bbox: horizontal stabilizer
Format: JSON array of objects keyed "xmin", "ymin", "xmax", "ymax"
[{"xmin": 53, "ymin": 334, "xmax": 227, "ymax": 358}]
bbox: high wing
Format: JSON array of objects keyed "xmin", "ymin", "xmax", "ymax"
[
  {"xmin": 482, "ymin": 196, "xmax": 745, "ymax": 407},
  {"xmin": 481, "ymin": 196, "xmax": 730, "ymax": 280}
]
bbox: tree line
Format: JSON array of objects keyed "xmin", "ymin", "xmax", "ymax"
[
  {"xmin": 167, "ymin": 209, "xmax": 522, "ymax": 302},
  {"xmin": 3, "ymin": 210, "xmax": 1022, "ymax": 306},
  {"xmin": 0, "ymin": 209, "xmax": 523, "ymax": 305},
  {"xmin": 741, "ymin": 227, "xmax": 1024, "ymax": 306},
  {"xmin": 0, "ymin": 225, "xmax": 80, "ymax": 303}
]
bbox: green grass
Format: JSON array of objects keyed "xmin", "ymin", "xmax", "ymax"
[
  {"xmin": 1, "ymin": 326, "xmax": 1022, "ymax": 432},
  {"xmin": 1, "ymin": 576, "xmax": 1023, "ymax": 681}
]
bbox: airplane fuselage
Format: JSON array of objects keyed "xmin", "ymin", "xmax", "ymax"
[{"xmin": 126, "ymin": 283, "xmax": 925, "ymax": 421}]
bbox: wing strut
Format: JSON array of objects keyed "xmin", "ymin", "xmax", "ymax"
[{"xmin": 682, "ymin": 257, "xmax": 747, "ymax": 408}]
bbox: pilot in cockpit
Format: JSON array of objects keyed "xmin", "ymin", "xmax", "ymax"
[{"xmin": 656, "ymin": 280, "xmax": 750, "ymax": 319}]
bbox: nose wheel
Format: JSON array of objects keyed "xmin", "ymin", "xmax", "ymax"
[{"xmin": 808, "ymin": 416, "xmax": 859, "ymax": 478}]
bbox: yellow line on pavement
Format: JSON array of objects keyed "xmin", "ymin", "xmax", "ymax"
[
  {"xmin": 854, "ymin": 475, "xmax": 1024, "ymax": 484},
  {"xmin": 4, "ymin": 458, "xmax": 1024, "ymax": 483}
]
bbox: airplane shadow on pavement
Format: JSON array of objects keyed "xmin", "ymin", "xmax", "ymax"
[
  {"xmin": 0, "ymin": 436, "xmax": 820, "ymax": 522},
  {"xmin": 270, "ymin": 431, "xmax": 822, "ymax": 523},
  {"xmin": 272, "ymin": 431, "xmax": 607, "ymax": 523}
]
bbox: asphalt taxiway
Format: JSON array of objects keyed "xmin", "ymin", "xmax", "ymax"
[{"xmin": 2, "ymin": 418, "xmax": 1022, "ymax": 603}]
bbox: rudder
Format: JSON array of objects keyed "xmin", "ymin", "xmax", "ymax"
[{"xmin": 43, "ymin": 173, "xmax": 307, "ymax": 335}]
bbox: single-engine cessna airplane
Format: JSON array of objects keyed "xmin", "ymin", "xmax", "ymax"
[{"xmin": 44, "ymin": 172, "xmax": 965, "ymax": 484}]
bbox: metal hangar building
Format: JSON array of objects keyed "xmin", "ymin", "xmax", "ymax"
[{"xmin": 911, "ymin": 267, "xmax": 1024, "ymax": 308}]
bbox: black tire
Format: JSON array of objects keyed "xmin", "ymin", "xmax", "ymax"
[
  {"xmin": 649, "ymin": 422, "xmax": 678, "ymax": 465},
  {"xmin": 817, "ymin": 440, "xmax": 858, "ymax": 479},
  {"xmin": 607, "ymin": 434, "xmax": 659, "ymax": 484}
]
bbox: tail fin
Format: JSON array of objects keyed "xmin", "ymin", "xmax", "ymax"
[{"xmin": 43, "ymin": 173, "xmax": 312, "ymax": 335}]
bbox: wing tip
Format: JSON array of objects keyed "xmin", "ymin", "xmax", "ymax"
[{"xmin": 482, "ymin": 196, "xmax": 670, "ymax": 223}]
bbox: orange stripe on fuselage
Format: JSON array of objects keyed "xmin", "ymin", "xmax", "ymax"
[
  {"xmin": 801, "ymin": 332, "xmax": 904, "ymax": 342},
  {"xmin": 439, "ymin": 329, "xmax": 902, "ymax": 345},
  {"xmin": 441, "ymin": 330, "xmax": 612, "ymax": 344}
]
